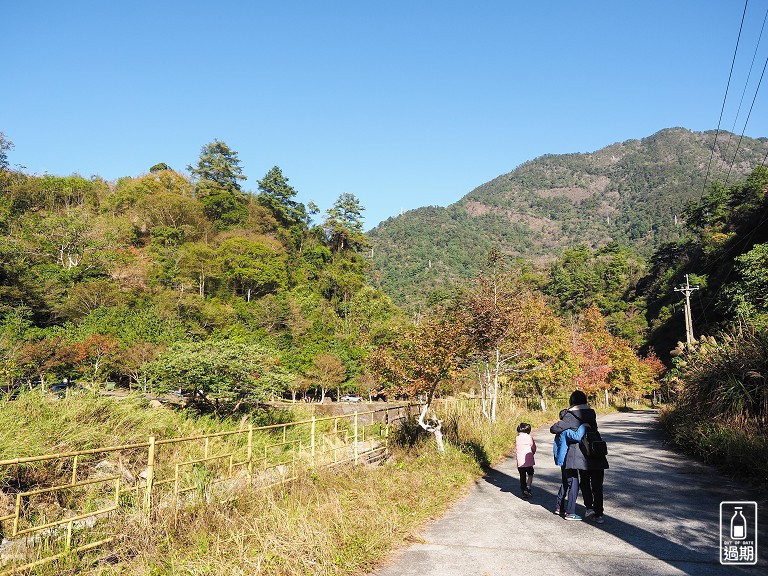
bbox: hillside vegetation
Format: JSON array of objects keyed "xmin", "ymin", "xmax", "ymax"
[
  {"xmin": 637, "ymin": 165, "xmax": 768, "ymax": 490},
  {"xmin": 0, "ymin": 133, "xmax": 658, "ymax": 415},
  {"xmin": 368, "ymin": 128, "xmax": 768, "ymax": 310},
  {"xmin": 0, "ymin": 138, "xmax": 390, "ymax": 408}
]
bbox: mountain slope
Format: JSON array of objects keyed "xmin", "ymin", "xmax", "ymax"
[{"xmin": 367, "ymin": 128, "xmax": 768, "ymax": 309}]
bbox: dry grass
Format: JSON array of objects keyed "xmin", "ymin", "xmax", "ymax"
[
  {"xmin": 0, "ymin": 392, "xmax": 564, "ymax": 575},
  {"xmin": 661, "ymin": 326, "xmax": 768, "ymax": 493},
  {"xmin": 98, "ymin": 450, "xmax": 472, "ymax": 575}
]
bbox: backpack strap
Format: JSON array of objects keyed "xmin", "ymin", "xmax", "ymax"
[{"xmin": 569, "ymin": 410, "xmax": 584, "ymax": 423}]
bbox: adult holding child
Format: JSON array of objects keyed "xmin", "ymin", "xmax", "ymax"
[{"xmin": 550, "ymin": 390, "xmax": 609, "ymax": 523}]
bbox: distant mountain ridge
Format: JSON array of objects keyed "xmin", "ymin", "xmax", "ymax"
[{"xmin": 366, "ymin": 128, "xmax": 768, "ymax": 309}]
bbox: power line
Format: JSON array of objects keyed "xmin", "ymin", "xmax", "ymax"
[
  {"xmin": 722, "ymin": 5, "xmax": 768, "ymax": 173},
  {"xmin": 684, "ymin": 1, "xmax": 768, "ymax": 327},
  {"xmin": 725, "ymin": 49, "xmax": 768, "ymax": 184},
  {"xmin": 701, "ymin": 0, "xmax": 750, "ymax": 197}
]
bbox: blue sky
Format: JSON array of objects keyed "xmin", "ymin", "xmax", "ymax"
[{"xmin": 4, "ymin": 1, "xmax": 768, "ymax": 230}]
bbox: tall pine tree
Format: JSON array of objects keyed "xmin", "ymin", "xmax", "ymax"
[{"xmin": 188, "ymin": 140, "xmax": 248, "ymax": 229}]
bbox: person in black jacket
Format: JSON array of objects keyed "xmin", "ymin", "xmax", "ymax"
[{"xmin": 549, "ymin": 390, "xmax": 609, "ymax": 523}]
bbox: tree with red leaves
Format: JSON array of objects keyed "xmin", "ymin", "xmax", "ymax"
[
  {"xmin": 459, "ymin": 253, "xmax": 573, "ymax": 417},
  {"xmin": 369, "ymin": 308, "xmax": 467, "ymax": 451},
  {"xmin": 72, "ymin": 334, "xmax": 120, "ymax": 387}
]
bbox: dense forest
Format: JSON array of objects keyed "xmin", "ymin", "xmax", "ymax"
[
  {"xmin": 0, "ymin": 135, "xmax": 389, "ymax": 407},
  {"xmin": 0, "ymin": 132, "xmax": 660, "ymax": 414}
]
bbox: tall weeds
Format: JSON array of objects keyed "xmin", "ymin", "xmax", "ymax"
[{"xmin": 661, "ymin": 325, "xmax": 768, "ymax": 491}]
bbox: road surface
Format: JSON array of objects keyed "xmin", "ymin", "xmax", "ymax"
[{"xmin": 369, "ymin": 410, "xmax": 766, "ymax": 576}]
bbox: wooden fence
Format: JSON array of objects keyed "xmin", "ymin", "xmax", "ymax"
[{"xmin": 0, "ymin": 403, "xmax": 417, "ymax": 574}]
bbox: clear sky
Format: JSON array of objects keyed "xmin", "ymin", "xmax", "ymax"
[{"xmin": 4, "ymin": 1, "xmax": 768, "ymax": 230}]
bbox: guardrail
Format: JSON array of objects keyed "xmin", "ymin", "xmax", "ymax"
[{"xmin": 0, "ymin": 403, "xmax": 417, "ymax": 574}]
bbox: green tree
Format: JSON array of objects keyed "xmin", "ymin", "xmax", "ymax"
[
  {"xmin": 723, "ymin": 242, "xmax": 768, "ymax": 318},
  {"xmin": 256, "ymin": 166, "xmax": 306, "ymax": 228},
  {"xmin": 107, "ymin": 171, "xmax": 194, "ymax": 214},
  {"xmin": 188, "ymin": 140, "xmax": 248, "ymax": 228},
  {"xmin": 547, "ymin": 243, "xmax": 648, "ymax": 346},
  {"xmin": 149, "ymin": 162, "xmax": 171, "ymax": 172},
  {"xmin": 323, "ymin": 193, "xmax": 368, "ymax": 253},
  {"xmin": 0, "ymin": 132, "xmax": 14, "ymax": 171},
  {"xmin": 188, "ymin": 140, "xmax": 246, "ymax": 193},
  {"xmin": 217, "ymin": 237, "xmax": 288, "ymax": 300},
  {"xmin": 178, "ymin": 242, "xmax": 219, "ymax": 298},
  {"xmin": 146, "ymin": 340, "xmax": 281, "ymax": 412}
]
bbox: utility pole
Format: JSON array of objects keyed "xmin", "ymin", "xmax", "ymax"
[{"xmin": 674, "ymin": 274, "xmax": 699, "ymax": 346}]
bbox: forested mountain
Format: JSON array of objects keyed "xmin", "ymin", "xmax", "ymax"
[
  {"xmin": 368, "ymin": 128, "xmax": 768, "ymax": 310},
  {"xmin": 0, "ymin": 132, "xmax": 660, "ymax": 412}
]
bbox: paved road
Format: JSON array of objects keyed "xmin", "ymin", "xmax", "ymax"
[{"xmin": 370, "ymin": 410, "xmax": 767, "ymax": 576}]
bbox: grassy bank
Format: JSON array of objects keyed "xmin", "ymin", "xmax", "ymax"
[
  {"xmin": 659, "ymin": 409, "xmax": 768, "ymax": 494},
  {"xmin": 659, "ymin": 327, "xmax": 768, "ymax": 494},
  {"xmin": 0, "ymin": 392, "xmax": 561, "ymax": 575}
]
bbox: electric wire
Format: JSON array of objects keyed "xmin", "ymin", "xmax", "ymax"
[
  {"xmin": 721, "ymin": 6, "xmax": 768, "ymax": 173},
  {"xmin": 681, "ymin": 0, "xmax": 768, "ymax": 331},
  {"xmin": 701, "ymin": 0, "xmax": 749, "ymax": 197},
  {"xmin": 725, "ymin": 51, "xmax": 768, "ymax": 184}
]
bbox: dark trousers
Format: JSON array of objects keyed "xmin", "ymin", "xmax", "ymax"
[
  {"xmin": 578, "ymin": 469, "xmax": 605, "ymax": 516},
  {"xmin": 517, "ymin": 466, "xmax": 534, "ymax": 492},
  {"xmin": 556, "ymin": 467, "xmax": 579, "ymax": 515}
]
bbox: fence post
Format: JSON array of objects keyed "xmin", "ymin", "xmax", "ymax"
[
  {"xmin": 310, "ymin": 416, "xmax": 316, "ymax": 466},
  {"xmin": 384, "ymin": 405, "xmax": 390, "ymax": 457},
  {"xmin": 353, "ymin": 411, "xmax": 359, "ymax": 465},
  {"xmin": 71, "ymin": 455, "xmax": 78, "ymax": 485},
  {"xmin": 144, "ymin": 435, "xmax": 156, "ymax": 517},
  {"xmin": 12, "ymin": 493, "xmax": 21, "ymax": 537},
  {"xmin": 247, "ymin": 424, "xmax": 253, "ymax": 482}
]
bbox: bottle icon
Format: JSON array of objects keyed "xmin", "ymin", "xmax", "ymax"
[{"xmin": 730, "ymin": 507, "xmax": 747, "ymax": 540}]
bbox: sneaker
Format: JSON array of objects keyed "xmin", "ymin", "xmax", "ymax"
[
  {"xmin": 564, "ymin": 513, "xmax": 582, "ymax": 521},
  {"xmin": 594, "ymin": 515, "xmax": 605, "ymax": 524},
  {"xmin": 523, "ymin": 490, "xmax": 532, "ymax": 498},
  {"xmin": 584, "ymin": 508, "xmax": 595, "ymax": 519},
  {"xmin": 553, "ymin": 508, "xmax": 562, "ymax": 515}
]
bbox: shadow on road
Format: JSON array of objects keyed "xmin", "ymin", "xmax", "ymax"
[
  {"xmin": 480, "ymin": 410, "xmax": 767, "ymax": 572},
  {"xmin": 481, "ymin": 466, "xmax": 760, "ymax": 573}
]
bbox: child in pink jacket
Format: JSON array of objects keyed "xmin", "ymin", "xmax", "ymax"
[{"xmin": 515, "ymin": 422, "xmax": 536, "ymax": 498}]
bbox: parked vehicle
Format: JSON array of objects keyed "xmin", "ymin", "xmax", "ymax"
[
  {"xmin": 49, "ymin": 379, "xmax": 76, "ymax": 397},
  {"xmin": 339, "ymin": 395, "xmax": 362, "ymax": 402}
]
